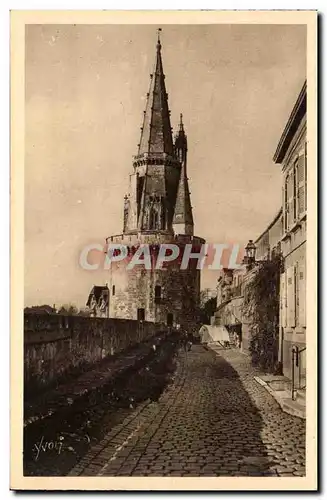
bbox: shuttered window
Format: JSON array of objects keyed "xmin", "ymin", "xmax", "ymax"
[
  {"xmin": 298, "ymin": 262, "xmax": 306, "ymax": 327},
  {"xmin": 293, "ymin": 159, "xmax": 298, "ymax": 222},
  {"xmin": 284, "ymin": 150, "xmax": 306, "ymax": 234},
  {"xmin": 305, "ymin": 142, "xmax": 307, "ymax": 212},
  {"xmin": 285, "ymin": 172, "xmax": 294, "ymax": 230},
  {"xmin": 282, "ymin": 186, "xmax": 287, "ymax": 233},
  {"xmin": 295, "ymin": 262, "xmax": 299, "ymax": 326},
  {"xmin": 297, "ymin": 154, "xmax": 306, "ymax": 217},
  {"xmin": 286, "ymin": 266, "xmax": 296, "ymax": 327},
  {"xmin": 280, "ymin": 272, "xmax": 287, "ymax": 328}
]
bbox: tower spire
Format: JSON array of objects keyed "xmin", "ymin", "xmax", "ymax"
[
  {"xmin": 157, "ymin": 27, "xmax": 162, "ymax": 48},
  {"xmin": 179, "ymin": 113, "xmax": 184, "ymax": 132},
  {"xmin": 137, "ymin": 29, "xmax": 173, "ymax": 157},
  {"xmin": 173, "ymin": 114, "xmax": 194, "ymax": 236},
  {"xmin": 174, "ymin": 111, "xmax": 187, "ymax": 162}
]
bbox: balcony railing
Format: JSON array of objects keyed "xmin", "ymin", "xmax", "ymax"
[{"xmin": 291, "ymin": 346, "xmax": 306, "ymax": 400}]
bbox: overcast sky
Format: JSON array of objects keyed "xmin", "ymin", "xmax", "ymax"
[{"xmin": 25, "ymin": 24, "xmax": 306, "ymax": 307}]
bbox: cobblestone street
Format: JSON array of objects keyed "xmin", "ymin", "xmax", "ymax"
[{"xmin": 68, "ymin": 345, "xmax": 306, "ymax": 477}]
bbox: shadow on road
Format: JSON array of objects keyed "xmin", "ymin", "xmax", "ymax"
[
  {"xmin": 23, "ymin": 335, "xmax": 180, "ymax": 476},
  {"xmin": 176, "ymin": 345, "xmax": 274, "ymax": 476}
]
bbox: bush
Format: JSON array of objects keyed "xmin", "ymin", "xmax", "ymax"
[{"xmin": 242, "ymin": 254, "xmax": 282, "ymax": 373}]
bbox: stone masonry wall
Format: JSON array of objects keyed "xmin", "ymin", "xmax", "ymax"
[
  {"xmin": 107, "ymin": 233, "xmax": 204, "ymax": 332},
  {"xmin": 24, "ymin": 313, "xmax": 164, "ymax": 394}
]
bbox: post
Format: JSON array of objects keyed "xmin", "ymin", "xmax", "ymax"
[
  {"xmin": 291, "ymin": 347, "xmax": 296, "ymax": 401},
  {"xmin": 298, "ymin": 348, "xmax": 301, "ymax": 390}
]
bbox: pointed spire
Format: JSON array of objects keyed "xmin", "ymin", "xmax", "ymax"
[
  {"xmin": 157, "ymin": 27, "xmax": 162, "ymax": 50},
  {"xmin": 173, "ymin": 161, "xmax": 194, "ymax": 234},
  {"xmin": 138, "ymin": 30, "xmax": 174, "ymax": 157},
  {"xmin": 173, "ymin": 115, "xmax": 193, "ymax": 235},
  {"xmin": 179, "ymin": 113, "xmax": 184, "ymax": 132},
  {"xmin": 174, "ymin": 111, "xmax": 187, "ymax": 160}
]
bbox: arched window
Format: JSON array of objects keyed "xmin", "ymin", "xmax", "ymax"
[{"xmin": 149, "ymin": 207, "xmax": 159, "ymax": 230}]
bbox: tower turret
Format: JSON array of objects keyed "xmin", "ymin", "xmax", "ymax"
[{"xmin": 173, "ymin": 114, "xmax": 194, "ymax": 236}]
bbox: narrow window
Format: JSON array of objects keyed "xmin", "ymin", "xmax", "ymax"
[
  {"xmin": 295, "ymin": 263, "xmax": 299, "ymax": 326},
  {"xmin": 284, "ymin": 177, "xmax": 288, "ymax": 232},
  {"xmin": 137, "ymin": 308, "xmax": 145, "ymax": 321},
  {"xmin": 154, "ymin": 285, "xmax": 162, "ymax": 304},
  {"xmin": 294, "ymin": 158, "xmax": 298, "ymax": 221},
  {"xmin": 305, "ymin": 142, "xmax": 307, "ymax": 211},
  {"xmin": 167, "ymin": 313, "xmax": 173, "ymax": 326},
  {"xmin": 112, "ymin": 285, "xmax": 115, "ymax": 296}
]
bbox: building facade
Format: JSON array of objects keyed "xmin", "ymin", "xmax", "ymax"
[
  {"xmin": 214, "ymin": 82, "xmax": 306, "ymax": 382},
  {"xmin": 255, "ymin": 209, "xmax": 283, "ymax": 261},
  {"xmin": 105, "ymin": 34, "xmax": 204, "ymax": 330},
  {"xmin": 214, "ymin": 267, "xmax": 244, "ymax": 348},
  {"xmin": 214, "ymin": 210, "xmax": 283, "ymax": 353},
  {"xmin": 273, "ymin": 82, "xmax": 307, "ymax": 381}
]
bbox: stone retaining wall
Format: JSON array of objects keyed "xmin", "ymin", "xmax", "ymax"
[{"xmin": 24, "ymin": 312, "xmax": 165, "ymax": 394}]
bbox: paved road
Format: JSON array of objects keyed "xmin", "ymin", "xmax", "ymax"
[{"xmin": 68, "ymin": 345, "xmax": 306, "ymax": 477}]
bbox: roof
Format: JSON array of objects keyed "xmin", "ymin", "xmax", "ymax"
[
  {"xmin": 137, "ymin": 33, "xmax": 174, "ymax": 157},
  {"xmin": 24, "ymin": 305, "xmax": 57, "ymax": 314},
  {"xmin": 273, "ymin": 81, "xmax": 307, "ymax": 164},
  {"xmin": 254, "ymin": 208, "xmax": 283, "ymax": 244}
]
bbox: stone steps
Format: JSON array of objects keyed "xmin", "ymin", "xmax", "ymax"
[{"xmin": 254, "ymin": 375, "xmax": 306, "ymax": 419}]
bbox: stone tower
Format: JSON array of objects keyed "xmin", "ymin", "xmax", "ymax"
[{"xmin": 106, "ymin": 32, "xmax": 205, "ymax": 330}]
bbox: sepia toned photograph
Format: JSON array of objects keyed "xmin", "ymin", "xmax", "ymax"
[{"xmin": 11, "ymin": 10, "xmax": 317, "ymax": 491}]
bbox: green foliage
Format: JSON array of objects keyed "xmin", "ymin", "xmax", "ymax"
[
  {"xmin": 58, "ymin": 303, "xmax": 79, "ymax": 316},
  {"xmin": 199, "ymin": 294, "xmax": 217, "ymax": 325},
  {"xmin": 242, "ymin": 254, "xmax": 282, "ymax": 373}
]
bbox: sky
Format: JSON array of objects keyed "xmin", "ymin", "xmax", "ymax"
[{"xmin": 25, "ymin": 24, "xmax": 306, "ymax": 307}]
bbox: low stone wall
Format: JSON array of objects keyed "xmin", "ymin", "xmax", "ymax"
[{"xmin": 24, "ymin": 312, "xmax": 165, "ymax": 395}]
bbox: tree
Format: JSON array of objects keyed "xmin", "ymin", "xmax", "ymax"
[
  {"xmin": 24, "ymin": 304, "xmax": 57, "ymax": 314},
  {"xmin": 199, "ymin": 291, "xmax": 217, "ymax": 325},
  {"xmin": 242, "ymin": 254, "xmax": 282, "ymax": 373},
  {"xmin": 77, "ymin": 307, "xmax": 91, "ymax": 317},
  {"xmin": 58, "ymin": 304, "xmax": 79, "ymax": 316},
  {"xmin": 200, "ymin": 288, "xmax": 212, "ymax": 308}
]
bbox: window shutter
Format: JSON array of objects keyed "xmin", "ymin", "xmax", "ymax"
[
  {"xmin": 298, "ymin": 262, "xmax": 306, "ymax": 327},
  {"xmin": 305, "ymin": 142, "xmax": 307, "ymax": 211},
  {"xmin": 287, "ymin": 172, "xmax": 294, "ymax": 229},
  {"xmin": 282, "ymin": 185, "xmax": 287, "ymax": 233},
  {"xmin": 286, "ymin": 266, "xmax": 296, "ymax": 327},
  {"xmin": 293, "ymin": 160, "xmax": 298, "ymax": 221},
  {"xmin": 280, "ymin": 272, "xmax": 287, "ymax": 328},
  {"xmin": 297, "ymin": 154, "xmax": 306, "ymax": 217},
  {"xmin": 295, "ymin": 262, "xmax": 299, "ymax": 326}
]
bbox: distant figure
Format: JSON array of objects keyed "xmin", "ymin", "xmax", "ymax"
[{"xmin": 181, "ymin": 331, "xmax": 192, "ymax": 352}]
